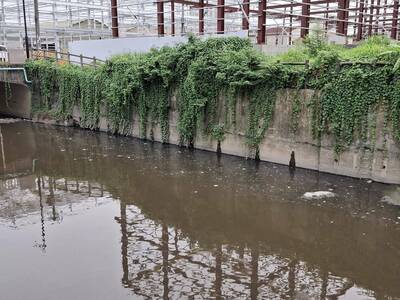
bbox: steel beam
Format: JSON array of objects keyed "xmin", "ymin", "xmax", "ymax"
[
  {"xmin": 22, "ymin": 0, "xmax": 29, "ymax": 59},
  {"xmin": 337, "ymin": 0, "xmax": 349, "ymax": 35},
  {"xmin": 171, "ymin": 0, "xmax": 175, "ymax": 36},
  {"xmin": 164, "ymin": 0, "xmax": 336, "ymax": 14},
  {"xmin": 33, "ymin": 0, "xmax": 40, "ymax": 48},
  {"xmin": 111, "ymin": 0, "xmax": 118, "ymax": 38},
  {"xmin": 217, "ymin": 0, "xmax": 224, "ymax": 34},
  {"xmin": 368, "ymin": 0, "xmax": 374, "ymax": 36},
  {"xmin": 257, "ymin": 0, "xmax": 266, "ymax": 44},
  {"xmin": 391, "ymin": 0, "xmax": 399, "ymax": 39},
  {"xmin": 375, "ymin": 0, "xmax": 380, "ymax": 34},
  {"xmin": 242, "ymin": 0, "xmax": 250, "ymax": 30},
  {"xmin": 300, "ymin": 0, "xmax": 310, "ymax": 38},
  {"xmin": 157, "ymin": 0, "xmax": 165, "ymax": 36},
  {"xmin": 199, "ymin": 0, "xmax": 204, "ymax": 34}
]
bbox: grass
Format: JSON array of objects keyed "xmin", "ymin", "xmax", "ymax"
[{"xmin": 272, "ymin": 34, "xmax": 400, "ymax": 64}]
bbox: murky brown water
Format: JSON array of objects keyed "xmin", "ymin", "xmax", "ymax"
[{"xmin": 0, "ymin": 121, "xmax": 399, "ymax": 300}]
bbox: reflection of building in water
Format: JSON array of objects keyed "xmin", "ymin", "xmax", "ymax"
[
  {"xmin": 0, "ymin": 175, "xmax": 111, "ymax": 229},
  {"xmin": 117, "ymin": 202, "xmax": 375, "ymax": 299}
]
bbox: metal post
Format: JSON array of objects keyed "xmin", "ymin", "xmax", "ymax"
[
  {"xmin": 217, "ymin": 0, "xmax": 225, "ymax": 34},
  {"xmin": 289, "ymin": 0, "xmax": 293, "ymax": 44},
  {"xmin": 383, "ymin": 0, "xmax": 388, "ymax": 33},
  {"xmin": 157, "ymin": 0, "xmax": 165, "ymax": 36},
  {"xmin": 391, "ymin": 0, "xmax": 399, "ymax": 39},
  {"xmin": 337, "ymin": 0, "xmax": 345, "ymax": 34},
  {"xmin": 111, "ymin": 0, "xmax": 119, "ymax": 38},
  {"xmin": 374, "ymin": 0, "xmax": 380, "ymax": 34},
  {"xmin": 80, "ymin": 54, "xmax": 83, "ymax": 67},
  {"xmin": 67, "ymin": 52, "xmax": 70, "ymax": 63},
  {"xmin": 171, "ymin": 0, "xmax": 175, "ymax": 36},
  {"xmin": 257, "ymin": 0, "xmax": 266, "ymax": 44},
  {"xmin": 242, "ymin": 0, "xmax": 250, "ymax": 30},
  {"xmin": 337, "ymin": 0, "xmax": 349, "ymax": 35},
  {"xmin": 300, "ymin": 0, "xmax": 310, "ymax": 38},
  {"xmin": 93, "ymin": 56, "xmax": 96, "ymax": 67},
  {"xmin": 356, "ymin": 5, "xmax": 363, "ymax": 40},
  {"xmin": 199, "ymin": 0, "xmax": 204, "ymax": 34},
  {"xmin": 343, "ymin": 0, "xmax": 350, "ymax": 36},
  {"xmin": 21, "ymin": 0, "xmax": 29, "ymax": 59},
  {"xmin": 368, "ymin": 0, "xmax": 374, "ymax": 36},
  {"xmin": 325, "ymin": 0, "xmax": 329, "ymax": 33},
  {"xmin": 33, "ymin": 0, "xmax": 40, "ymax": 49}
]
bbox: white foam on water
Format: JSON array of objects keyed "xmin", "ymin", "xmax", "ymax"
[
  {"xmin": 302, "ymin": 191, "xmax": 336, "ymax": 200},
  {"xmin": 0, "ymin": 118, "xmax": 22, "ymax": 124}
]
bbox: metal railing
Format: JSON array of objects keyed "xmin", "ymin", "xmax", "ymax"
[{"xmin": 31, "ymin": 48, "xmax": 105, "ymax": 68}]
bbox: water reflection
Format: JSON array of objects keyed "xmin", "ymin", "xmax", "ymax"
[{"xmin": 0, "ymin": 121, "xmax": 399, "ymax": 299}]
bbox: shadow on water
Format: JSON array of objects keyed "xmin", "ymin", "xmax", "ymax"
[{"xmin": 0, "ymin": 121, "xmax": 400, "ymax": 299}]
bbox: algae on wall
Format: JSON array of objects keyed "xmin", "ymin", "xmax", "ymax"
[{"xmin": 25, "ymin": 35, "xmax": 400, "ymax": 161}]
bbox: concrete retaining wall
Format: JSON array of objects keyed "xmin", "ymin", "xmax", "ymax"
[
  {"xmin": 0, "ymin": 82, "xmax": 31, "ymax": 118},
  {"xmin": 32, "ymin": 88, "xmax": 400, "ymax": 184}
]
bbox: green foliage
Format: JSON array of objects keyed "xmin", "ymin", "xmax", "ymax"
[
  {"xmin": 25, "ymin": 35, "xmax": 400, "ymax": 159},
  {"xmin": 4, "ymin": 80, "xmax": 11, "ymax": 105},
  {"xmin": 313, "ymin": 66, "xmax": 393, "ymax": 155},
  {"xmin": 303, "ymin": 28, "xmax": 329, "ymax": 56}
]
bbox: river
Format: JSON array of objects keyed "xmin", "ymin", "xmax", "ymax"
[{"xmin": 0, "ymin": 120, "xmax": 399, "ymax": 300}]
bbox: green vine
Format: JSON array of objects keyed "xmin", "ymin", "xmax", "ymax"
[
  {"xmin": 25, "ymin": 35, "xmax": 400, "ymax": 160},
  {"xmin": 4, "ymin": 80, "xmax": 11, "ymax": 107}
]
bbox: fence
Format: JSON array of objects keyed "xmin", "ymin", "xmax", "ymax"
[{"xmin": 31, "ymin": 48, "xmax": 106, "ymax": 68}]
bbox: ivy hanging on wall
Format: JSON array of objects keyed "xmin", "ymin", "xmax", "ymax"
[{"xmin": 25, "ymin": 34, "xmax": 400, "ymax": 159}]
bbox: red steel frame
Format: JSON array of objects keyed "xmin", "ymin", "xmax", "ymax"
[{"xmin": 144, "ymin": 0, "xmax": 400, "ymax": 44}]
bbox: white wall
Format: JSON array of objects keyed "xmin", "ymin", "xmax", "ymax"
[{"xmin": 68, "ymin": 31, "xmax": 248, "ymax": 62}]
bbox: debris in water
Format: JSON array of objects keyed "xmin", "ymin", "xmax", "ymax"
[
  {"xmin": 213, "ymin": 184, "xmax": 219, "ymax": 187},
  {"xmin": 302, "ymin": 191, "xmax": 336, "ymax": 199},
  {"xmin": 82, "ymin": 148, "xmax": 87, "ymax": 151},
  {"xmin": 367, "ymin": 180, "xmax": 373, "ymax": 184},
  {"xmin": 381, "ymin": 196, "xmax": 400, "ymax": 206}
]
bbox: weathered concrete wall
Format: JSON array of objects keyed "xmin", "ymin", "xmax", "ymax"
[
  {"xmin": 32, "ymin": 88, "xmax": 400, "ymax": 184},
  {"xmin": 0, "ymin": 82, "xmax": 31, "ymax": 118}
]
